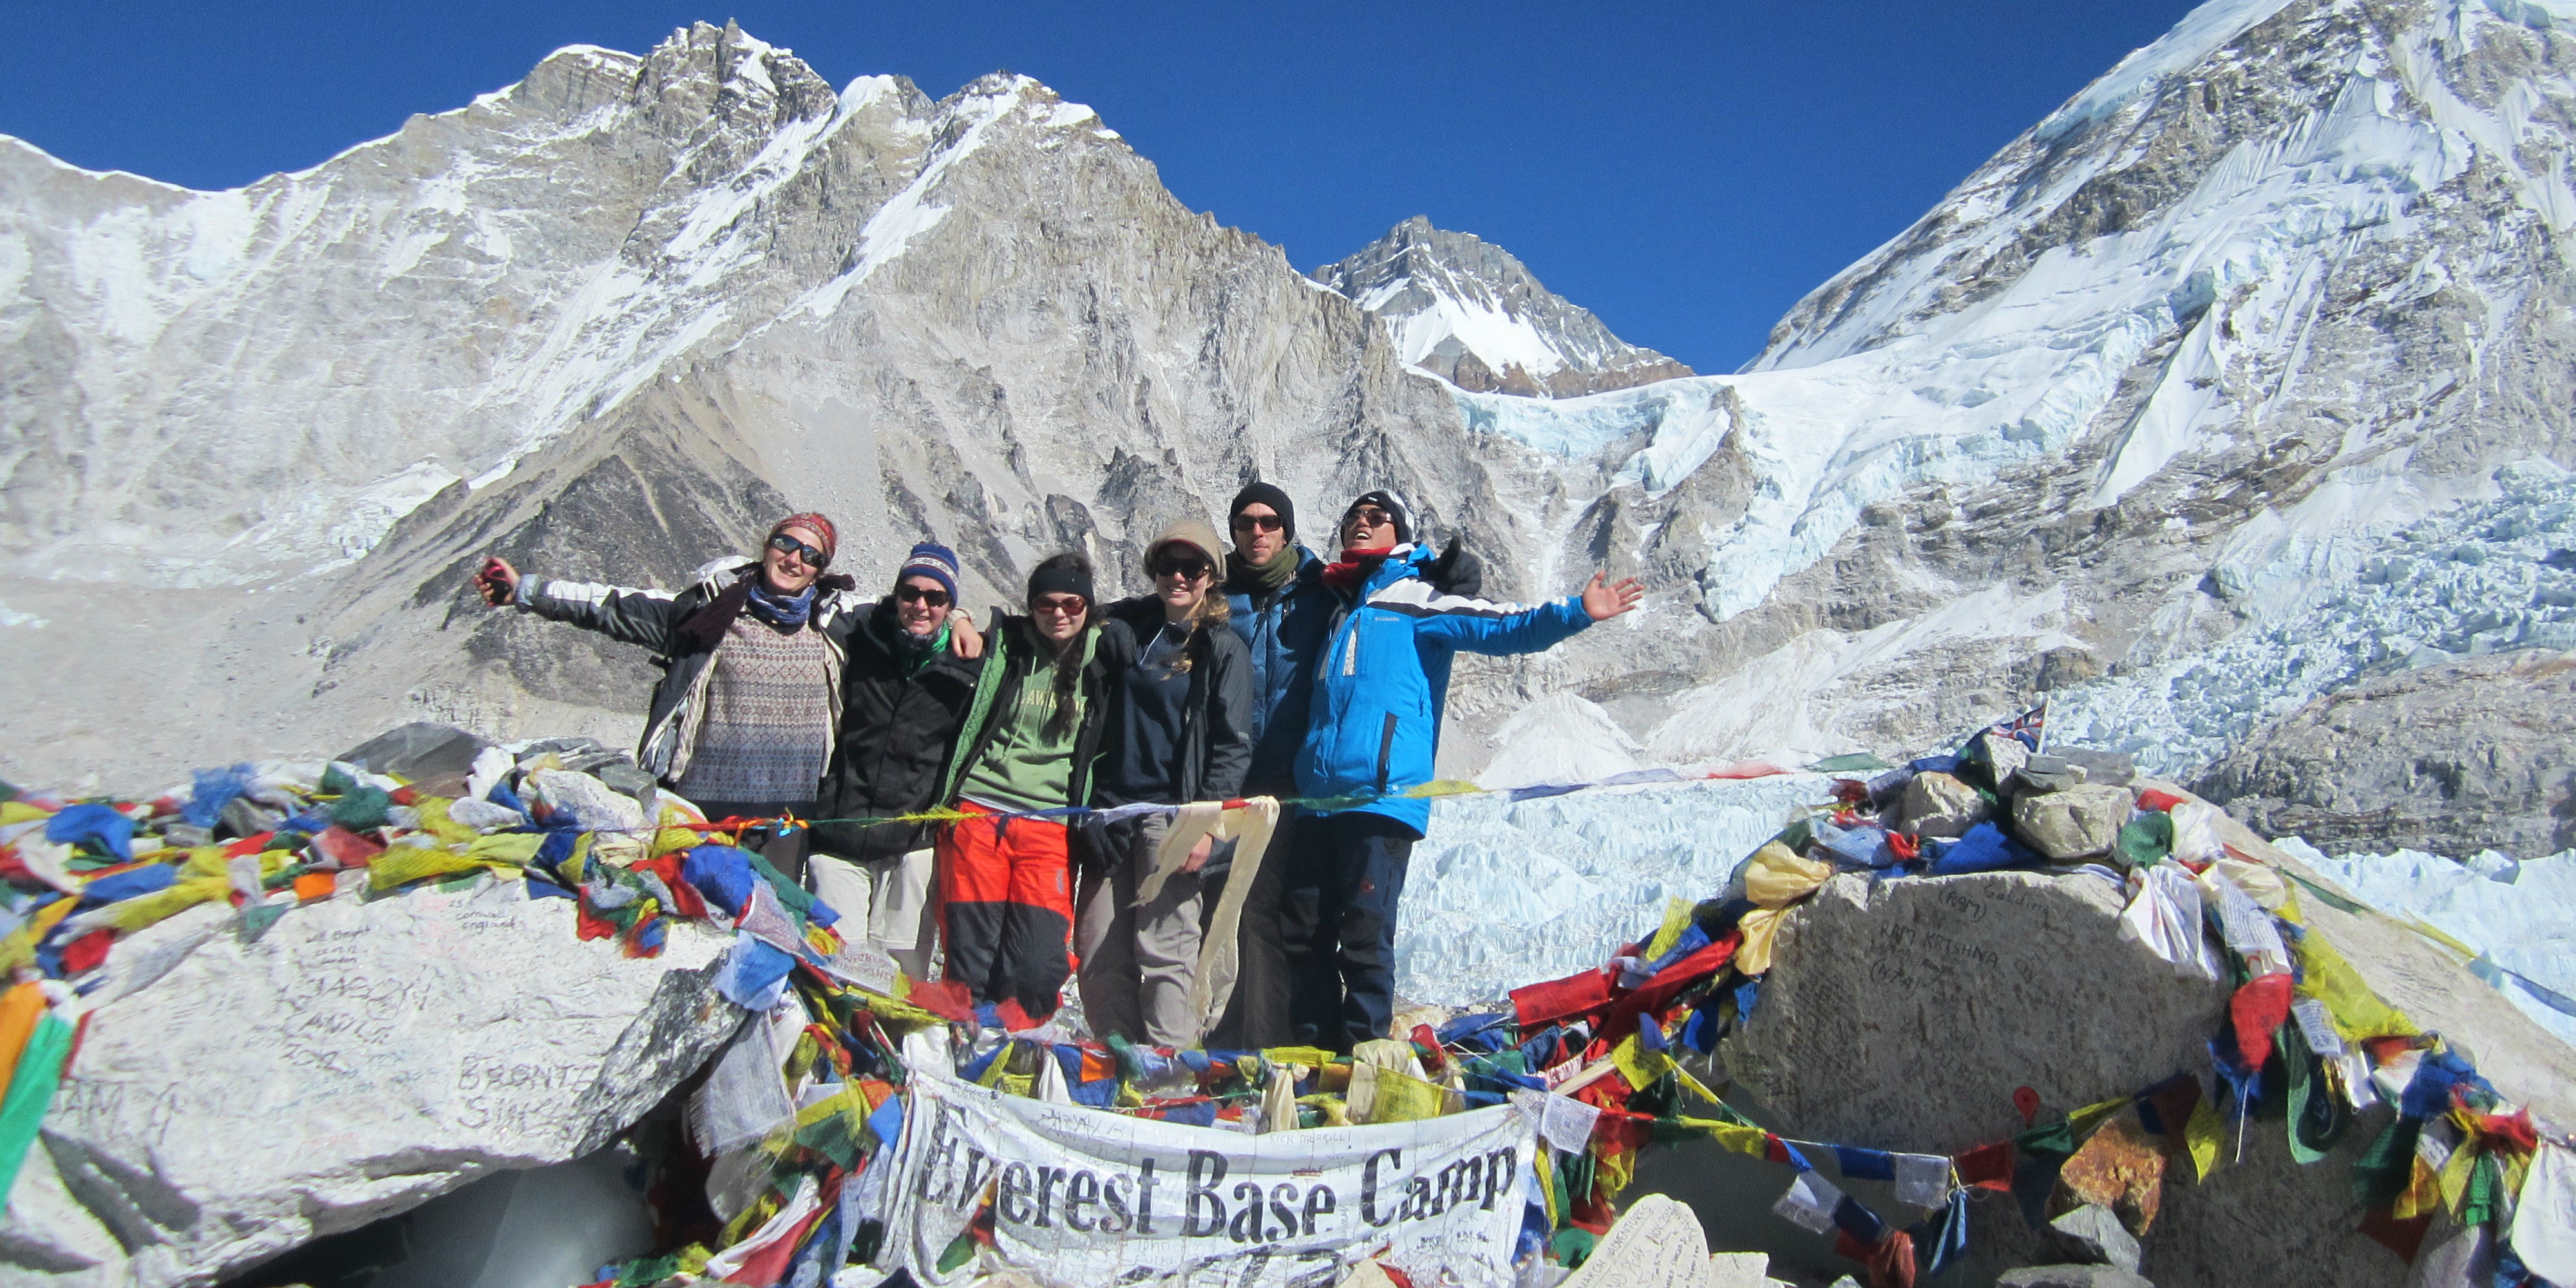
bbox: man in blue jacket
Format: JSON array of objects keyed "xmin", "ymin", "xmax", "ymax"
[
  {"xmin": 1208, "ymin": 482, "xmax": 1331, "ymax": 1048},
  {"xmin": 1285, "ymin": 489, "xmax": 1642, "ymax": 1051}
]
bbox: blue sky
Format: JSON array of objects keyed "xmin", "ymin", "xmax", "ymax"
[{"xmin": 0, "ymin": 1, "xmax": 2202, "ymax": 372}]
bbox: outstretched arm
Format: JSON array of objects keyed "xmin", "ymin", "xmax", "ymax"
[
  {"xmin": 496, "ymin": 556, "xmax": 696, "ymax": 652},
  {"xmin": 1409, "ymin": 571, "xmax": 1643, "ymax": 656}
]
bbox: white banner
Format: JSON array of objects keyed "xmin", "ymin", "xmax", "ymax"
[{"xmin": 884, "ymin": 1072, "xmax": 1539, "ymax": 1288}]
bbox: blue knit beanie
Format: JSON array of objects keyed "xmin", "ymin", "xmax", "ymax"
[{"xmin": 897, "ymin": 542, "xmax": 961, "ymax": 602}]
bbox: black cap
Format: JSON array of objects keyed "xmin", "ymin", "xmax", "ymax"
[
  {"xmin": 1343, "ymin": 489, "xmax": 1415, "ymax": 545},
  {"xmin": 1229, "ymin": 482, "xmax": 1296, "ymax": 540}
]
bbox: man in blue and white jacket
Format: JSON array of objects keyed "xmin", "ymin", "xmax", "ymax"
[{"xmin": 1284, "ymin": 489, "xmax": 1643, "ymax": 1051}]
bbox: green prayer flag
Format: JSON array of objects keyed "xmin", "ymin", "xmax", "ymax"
[
  {"xmin": 2461, "ymin": 1150, "xmax": 2501, "ymax": 1228},
  {"xmin": 0, "ymin": 1014, "xmax": 73, "ymax": 1213},
  {"xmin": 2112, "ymin": 811, "xmax": 2173, "ymax": 869},
  {"xmin": 2352, "ymin": 1116, "xmax": 2421, "ymax": 1208},
  {"xmin": 239, "ymin": 902, "xmax": 289, "ymax": 943},
  {"xmin": 1808, "ymin": 753, "xmax": 1890, "ymax": 772},
  {"xmin": 2283, "ymin": 1030, "xmax": 2333, "ymax": 1164}
]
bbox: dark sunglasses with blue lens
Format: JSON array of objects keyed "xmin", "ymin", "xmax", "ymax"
[{"xmin": 767, "ymin": 532, "xmax": 828, "ymax": 567}]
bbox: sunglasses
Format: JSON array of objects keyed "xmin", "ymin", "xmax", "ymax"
[
  {"xmin": 895, "ymin": 584, "xmax": 951, "ymax": 607},
  {"xmin": 1231, "ymin": 513, "xmax": 1284, "ymax": 533},
  {"xmin": 767, "ymin": 532, "xmax": 829, "ymax": 567},
  {"xmin": 1346, "ymin": 507, "xmax": 1396, "ymax": 530},
  {"xmin": 1031, "ymin": 594, "xmax": 1089, "ymax": 616},
  {"xmin": 1151, "ymin": 554, "xmax": 1213, "ymax": 581}
]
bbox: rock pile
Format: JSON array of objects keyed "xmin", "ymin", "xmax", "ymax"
[{"xmin": 0, "ymin": 714, "xmax": 2570, "ymax": 1288}]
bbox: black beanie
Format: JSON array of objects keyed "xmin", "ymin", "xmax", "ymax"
[
  {"xmin": 1229, "ymin": 482, "xmax": 1296, "ymax": 539},
  {"xmin": 1342, "ymin": 489, "xmax": 1415, "ymax": 545},
  {"xmin": 1026, "ymin": 551, "xmax": 1095, "ymax": 605}
]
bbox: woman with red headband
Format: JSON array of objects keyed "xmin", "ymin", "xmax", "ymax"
[{"xmin": 473, "ymin": 513, "xmax": 888, "ymax": 879}]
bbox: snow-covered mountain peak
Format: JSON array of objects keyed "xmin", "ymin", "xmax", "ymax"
[{"xmin": 1312, "ymin": 215, "xmax": 1693, "ymax": 398}]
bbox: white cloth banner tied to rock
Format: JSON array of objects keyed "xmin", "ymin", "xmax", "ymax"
[
  {"xmin": 1139, "ymin": 796, "xmax": 1282, "ymax": 1043},
  {"xmin": 882, "ymin": 1070, "xmax": 1538, "ymax": 1287}
]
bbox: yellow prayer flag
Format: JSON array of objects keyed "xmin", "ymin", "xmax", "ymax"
[
  {"xmin": 1643, "ymin": 897, "xmax": 1695, "ymax": 961},
  {"xmin": 1611, "ymin": 1032, "xmax": 1669, "ymax": 1094},
  {"xmin": 2184, "ymin": 1096, "xmax": 2224, "ymax": 1180}
]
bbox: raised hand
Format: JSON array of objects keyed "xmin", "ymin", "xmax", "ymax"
[
  {"xmin": 475, "ymin": 556, "xmax": 520, "ymax": 607},
  {"xmin": 1579, "ymin": 571, "xmax": 1643, "ymax": 621}
]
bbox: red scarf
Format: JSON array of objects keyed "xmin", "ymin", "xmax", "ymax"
[{"xmin": 1321, "ymin": 545, "xmax": 1396, "ymax": 596}]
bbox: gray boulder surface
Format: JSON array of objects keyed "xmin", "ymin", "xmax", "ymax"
[
  {"xmin": 0, "ymin": 884, "xmax": 737, "ymax": 1287},
  {"xmin": 1628, "ymin": 786, "xmax": 2573, "ymax": 1288},
  {"xmin": 1895, "ymin": 771, "xmax": 1990, "ymax": 839},
  {"xmin": 1995, "ymin": 1267, "xmax": 2154, "ymax": 1288},
  {"xmin": 2194, "ymin": 648, "xmax": 2576, "ymax": 858},
  {"xmin": 2047, "ymin": 1204, "xmax": 2142, "ymax": 1274},
  {"xmin": 2011, "ymin": 783, "xmax": 2132, "ymax": 859}
]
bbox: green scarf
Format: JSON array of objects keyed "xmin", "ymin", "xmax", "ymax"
[
  {"xmin": 902, "ymin": 620, "xmax": 952, "ymax": 676},
  {"xmin": 1226, "ymin": 544, "xmax": 1298, "ymax": 597}
]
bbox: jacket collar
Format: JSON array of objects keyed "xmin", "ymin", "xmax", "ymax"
[{"xmin": 1358, "ymin": 542, "xmax": 1426, "ymax": 595}]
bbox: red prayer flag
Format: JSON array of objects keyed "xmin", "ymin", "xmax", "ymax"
[
  {"xmin": 1955, "ymin": 1140, "xmax": 2014, "ymax": 1191},
  {"xmin": 2230, "ymin": 974, "xmax": 2295, "ymax": 1070},
  {"xmin": 1511, "ymin": 967, "xmax": 1615, "ymax": 1028},
  {"xmin": 59, "ymin": 929, "xmax": 113, "ymax": 976}
]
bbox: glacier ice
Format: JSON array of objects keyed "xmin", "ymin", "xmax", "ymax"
[
  {"xmin": 1394, "ymin": 775, "xmax": 1824, "ymax": 1006},
  {"xmin": 2047, "ymin": 463, "xmax": 2576, "ymax": 777},
  {"xmin": 2278, "ymin": 837, "xmax": 2576, "ymax": 1046}
]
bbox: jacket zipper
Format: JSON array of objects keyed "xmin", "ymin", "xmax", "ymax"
[{"xmin": 1374, "ymin": 712, "xmax": 1397, "ymax": 794}]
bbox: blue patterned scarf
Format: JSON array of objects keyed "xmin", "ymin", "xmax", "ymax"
[{"xmin": 744, "ymin": 579, "xmax": 817, "ymax": 629}]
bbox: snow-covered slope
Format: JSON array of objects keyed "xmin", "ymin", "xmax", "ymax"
[
  {"xmin": 1313, "ymin": 216, "xmax": 1693, "ymax": 398},
  {"xmin": 1428, "ymin": 0, "xmax": 2576, "ymax": 800},
  {"xmin": 0, "ymin": 23, "xmax": 1527, "ymax": 788},
  {"xmin": 9, "ymin": 0, "xmax": 2576, "ymax": 864}
]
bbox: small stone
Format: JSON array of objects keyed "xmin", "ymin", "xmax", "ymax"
[
  {"xmin": 1997, "ymin": 1266, "xmax": 2154, "ymax": 1288},
  {"xmin": 1977, "ymin": 731, "xmax": 2032, "ymax": 788},
  {"xmin": 2050, "ymin": 1202, "xmax": 2145, "ymax": 1273},
  {"xmin": 2054, "ymin": 746, "xmax": 2137, "ymax": 787},
  {"xmin": 1896, "ymin": 771, "xmax": 1990, "ymax": 839},
  {"xmin": 159, "ymin": 823, "xmax": 213, "ymax": 849},
  {"xmin": 2012, "ymin": 783, "xmax": 2132, "ymax": 860},
  {"xmin": 593, "ymin": 759, "xmax": 657, "ymax": 799},
  {"xmin": 2014, "ymin": 754, "xmax": 2090, "ymax": 795},
  {"xmin": 218, "ymin": 796, "xmax": 284, "ymax": 840},
  {"xmin": 334, "ymin": 722, "xmax": 491, "ymax": 784}
]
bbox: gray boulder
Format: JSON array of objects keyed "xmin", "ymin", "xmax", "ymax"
[
  {"xmin": 1896, "ymin": 771, "xmax": 1990, "ymax": 839},
  {"xmin": 2049, "ymin": 1204, "xmax": 2142, "ymax": 1274},
  {"xmin": 2195, "ymin": 649, "xmax": 2576, "ymax": 858},
  {"xmin": 2014, "ymin": 754, "xmax": 2090, "ymax": 795},
  {"xmin": 335, "ymin": 722, "xmax": 493, "ymax": 797},
  {"xmin": 2053, "ymin": 748, "xmax": 2136, "ymax": 789},
  {"xmin": 1627, "ymin": 784, "xmax": 2574, "ymax": 1288},
  {"xmin": 2011, "ymin": 783, "xmax": 2132, "ymax": 859},
  {"xmin": 0, "ymin": 881, "xmax": 739, "ymax": 1286},
  {"xmin": 1977, "ymin": 733, "xmax": 2032, "ymax": 790},
  {"xmin": 1996, "ymin": 1267, "xmax": 2154, "ymax": 1288}
]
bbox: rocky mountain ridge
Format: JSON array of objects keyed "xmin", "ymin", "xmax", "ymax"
[
  {"xmin": 4, "ymin": 3, "xmax": 2573, "ymax": 860},
  {"xmin": 1311, "ymin": 215, "xmax": 1695, "ymax": 397}
]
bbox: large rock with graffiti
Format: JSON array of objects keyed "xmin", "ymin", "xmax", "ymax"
[
  {"xmin": 1638, "ymin": 793, "xmax": 2575, "ymax": 1286},
  {"xmin": 0, "ymin": 884, "xmax": 738, "ymax": 1287}
]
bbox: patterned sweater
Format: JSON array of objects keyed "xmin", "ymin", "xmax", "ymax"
[{"xmin": 672, "ymin": 616, "xmax": 833, "ymax": 805}]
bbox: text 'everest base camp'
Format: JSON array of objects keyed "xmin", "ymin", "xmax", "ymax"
[{"xmin": 3, "ymin": 1, "xmax": 2576, "ymax": 1286}]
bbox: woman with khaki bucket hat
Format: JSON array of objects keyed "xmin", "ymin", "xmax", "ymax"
[{"xmin": 1074, "ymin": 518, "xmax": 1256, "ymax": 1045}]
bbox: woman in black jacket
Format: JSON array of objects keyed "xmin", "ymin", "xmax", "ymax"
[
  {"xmin": 808, "ymin": 542, "xmax": 983, "ymax": 979},
  {"xmin": 1074, "ymin": 520, "xmax": 1255, "ymax": 1046}
]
